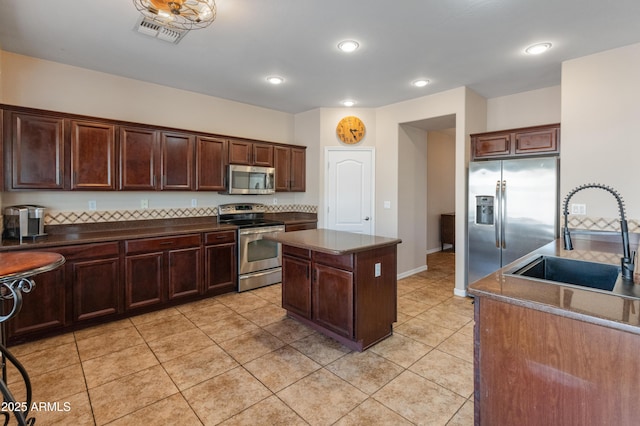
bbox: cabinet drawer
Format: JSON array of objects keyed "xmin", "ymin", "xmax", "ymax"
[
  {"xmin": 283, "ymin": 245, "xmax": 311, "ymax": 260},
  {"xmin": 285, "ymin": 222, "xmax": 317, "ymax": 232},
  {"xmin": 125, "ymin": 234, "xmax": 201, "ymax": 254},
  {"xmin": 204, "ymin": 230, "xmax": 236, "ymax": 245},
  {"xmin": 54, "ymin": 242, "xmax": 120, "ymax": 261},
  {"xmin": 313, "ymin": 251, "xmax": 353, "ymax": 271}
]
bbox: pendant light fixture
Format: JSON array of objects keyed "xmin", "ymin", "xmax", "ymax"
[{"xmin": 133, "ymin": 0, "xmax": 217, "ymax": 30}]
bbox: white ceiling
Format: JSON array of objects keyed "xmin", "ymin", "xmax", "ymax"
[{"xmin": 1, "ymin": 0, "xmax": 640, "ymax": 114}]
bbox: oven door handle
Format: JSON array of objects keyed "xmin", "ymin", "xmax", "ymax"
[
  {"xmin": 239, "ymin": 227, "xmax": 285, "ymax": 236},
  {"xmin": 238, "ymin": 267, "xmax": 282, "ymax": 280}
]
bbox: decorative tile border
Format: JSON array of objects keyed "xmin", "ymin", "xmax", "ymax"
[
  {"xmin": 567, "ymin": 215, "xmax": 640, "ymax": 233},
  {"xmin": 45, "ymin": 204, "xmax": 317, "ymax": 225}
]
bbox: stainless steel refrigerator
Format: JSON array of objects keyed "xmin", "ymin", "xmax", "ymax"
[{"xmin": 467, "ymin": 157, "xmax": 559, "ymax": 284}]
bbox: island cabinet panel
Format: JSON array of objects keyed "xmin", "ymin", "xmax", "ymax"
[
  {"xmin": 161, "ymin": 131, "xmax": 195, "ymax": 190},
  {"xmin": 5, "ymin": 110, "xmax": 65, "ymax": 190},
  {"xmin": 312, "ymin": 263, "xmax": 353, "ymax": 338},
  {"xmin": 282, "ymin": 247, "xmax": 312, "ymax": 318},
  {"xmin": 70, "ymin": 119, "xmax": 117, "ymax": 190},
  {"xmin": 124, "ymin": 234, "xmax": 202, "ymax": 310},
  {"xmin": 204, "ymin": 230, "xmax": 237, "ymax": 296},
  {"xmin": 196, "ymin": 136, "xmax": 227, "ymax": 191},
  {"xmin": 119, "ymin": 126, "xmax": 159, "ymax": 190},
  {"xmin": 475, "ymin": 297, "xmax": 640, "ymax": 426}
]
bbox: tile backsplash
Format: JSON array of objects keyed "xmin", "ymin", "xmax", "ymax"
[
  {"xmin": 567, "ymin": 215, "xmax": 640, "ymax": 233},
  {"xmin": 45, "ymin": 204, "xmax": 317, "ymax": 226}
]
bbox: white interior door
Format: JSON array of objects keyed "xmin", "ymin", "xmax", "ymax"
[{"xmin": 326, "ymin": 148, "xmax": 374, "ymax": 234}]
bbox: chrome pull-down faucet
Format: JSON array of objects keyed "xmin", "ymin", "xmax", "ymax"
[{"xmin": 562, "ymin": 183, "xmax": 635, "ymax": 281}]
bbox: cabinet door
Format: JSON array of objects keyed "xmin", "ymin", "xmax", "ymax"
[
  {"xmin": 282, "ymin": 255, "xmax": 312, "ymax": 318},
  {"xmin": 8, "ymin": 112, "xmax": 65, "ymax": 189},
  {"xmin": 167, "ymin": 246, "xmax": 202, "ymax": 300},
  {"xmin": 312, "ymin": 263, "xmax": 353, "ymax": 338},
  {"xmin": 228, "ymin": 140, "xmax": 252, "ymax": 165},
  {"xmin": 274, "ymin": 146, "xmax": 291, "ymax": 191},
  {"xmin": 6, "ymin": 267, "xmax": 66, "ymax": 339},
  {"xmin": 196, "ymin": 136, "xmax": 227, "ymax": 191},
  {"xmin": 119, "ymin": 126, "xmax": 159, "ymax": 190},
  {"xmin": 514, "ymin": 127, "xmax": 559, "ymax": 155},
  {"xmin": 290, "ymin": 147, "xmax": 306, "ymax": 192},
  {"xmin": 472, "ymin": 133, "xmax": 511, "ymax": 160},
  {"xmin": 253, "ymin": 143, "xmax": 274, "ymax": 167},
  {"xmin": 72, "ymin": 256, "xmax": 121, "ymax": 321},
  {"xmin": 204, "ymin": 242, "xmax": 237, "ymax": 296},
  {"xmin": 161, "ymin": 132, "xmax": 194, "ymax": 190},
  {"xmin": 70, "ymin": 120, "xmax": 117, "ymax": 190},
  {"xmin": 125, "ymin": 252, "xmax": 164, "ymax": 310}
]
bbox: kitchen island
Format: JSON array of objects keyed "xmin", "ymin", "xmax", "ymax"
[
  {"xmin": 468, "ymin": 236, "xmax": 640, "ymax": 425},
  {"xmin": 265, "ymin": 229, "xmax": 401, "ymax": 351}
]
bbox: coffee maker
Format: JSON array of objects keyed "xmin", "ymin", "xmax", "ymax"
[{"xmin": 3, "ymin": 205, "xmax": 47, "ymax": 242}]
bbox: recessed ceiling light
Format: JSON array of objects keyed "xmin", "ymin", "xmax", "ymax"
[
  {"xmin": 342, "ymin": 100, "xmax": 356, "ymax": 107},
  {"xmin": 412, "ymin": 79, "xmax": 430, "ymax": 88},
  {"xmin": 525, "ymin": 42, "xmax": 552, "ymax": 55},
  {"xmin": 266, "ymin": 76, "xmax": 284, "ymax": 85},
  {"xmin": 338, "ymin": 40, "xmax": 360, "ymax": 53}
]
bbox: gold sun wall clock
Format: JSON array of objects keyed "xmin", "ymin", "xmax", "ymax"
[{"xmin": 336, "ymin": 116, "xmax": 366, "ymax": 144}]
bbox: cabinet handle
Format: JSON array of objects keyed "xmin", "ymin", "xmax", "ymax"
[
  {"xmin": 160, "ymin": 241, "xmax": 174, "ymax": 246},
  {"xmin": 306, "ymin": 265, "xmax": 309, "ymax": 280},
  {"xmin": 216, "ymin": 235, "xmax": 226, "ymax": 239}
]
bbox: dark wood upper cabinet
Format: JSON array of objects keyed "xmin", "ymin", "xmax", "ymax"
[
  {"xmin": 119, "ymin": 126, "xmax": 159, "ymax": 190},
  {"xmin": 161, "ymin": 131, "xmax": 195, "ymax": 190},
  {"xmin": 5, "ymin": 111, "xmax": 65, "ymax": 190},
  {"xmin": 196, "ymin": 136, "xmax": 227, "ymax": 191},
  {"xmin": 229, "ymin": 139, "xmax": 274, "ymax": 167},
  {"xmin": 471, "ymin": 123, "xmax": 560, "ymax": 160},
  {"xmin": 70, "ymin": 120, "xmax": 117, "ymax": 190},
  {"xmin": 275, "ymin": 146, "xmax": 306, "ymax": 192}
]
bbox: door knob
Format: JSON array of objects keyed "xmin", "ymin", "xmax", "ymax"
[{"xmin": 364, "ymin": 217, "xmax": 370, "ymax": 221}]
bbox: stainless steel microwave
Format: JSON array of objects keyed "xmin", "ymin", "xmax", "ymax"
[{"xmin": 226, "ymin": 164, "xmax": 276, "ymax": 195}]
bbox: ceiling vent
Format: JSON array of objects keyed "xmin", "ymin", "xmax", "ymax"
[{"xmin": 135, "ymin": 17, "xmax": 188, "ymax": 44}]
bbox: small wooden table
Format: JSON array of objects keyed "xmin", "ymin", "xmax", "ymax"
[
  {"xmin": 440, "ymin": 213, "xmax": 455, "ymax": 251},
  {"xmin": 0, "ymin": 251, "xmax": 65, "ymax": 426}
]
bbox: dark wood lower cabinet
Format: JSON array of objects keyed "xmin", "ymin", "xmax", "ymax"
[
  {"xmin": 204, "ymin": 231, "xmax": 237, "ymax": 296},
  {"xmin": 5, "ymin": 266, "xmax": 66, "ymax": 339},
  {"xmin": 282, "ymin": 249, "xmax": 312, "ymax": 318},
  {"xmin": 124, "ymin": 234, "xmax": 202, "ymax": 311},
  {"xmin": 312, "ymin": 263, "xmax": 353, "ymax": 338},
  {"xmin": 4, "ymin": 228, "xmax": 238, "ymax": 343}
]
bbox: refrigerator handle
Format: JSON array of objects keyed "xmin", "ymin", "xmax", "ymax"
[
  {"xmin": 495, "ymin": 180, "xmax": 501, "ymax": 248},
  {"xmin": 501, "ymin": 180, "xmax": 507, "ymax": 249}
]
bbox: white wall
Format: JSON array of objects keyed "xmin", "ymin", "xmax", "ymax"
[
  {"xmin": 486, "ymin": 86, "xmax": 561, "ymax": 131},
  {"xmin": 398, "ymin": 124, "xmax": 428, "ymax": 275},
  {"xmin": 561, "ymin": 42, "xmax": 640, "ymax": 220},
  {"xmin": 427, "ymin": 130, "xmax": 456, "ymax": 252},
  {"xmin": 0, "ymin": 51, "xmax": 312, "ymax": 213}
]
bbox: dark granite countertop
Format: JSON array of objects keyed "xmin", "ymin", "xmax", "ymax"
[
  {"xmin": 264, "ymin": 228, "xmax": 401, "ymax": 255},
  {"xmin": 468, "ymin": 236, "xmax": 640, "ymax": 335},
  {"xmin": 0, "ymin": 213, "xmax": 317, "ymax": 252}
]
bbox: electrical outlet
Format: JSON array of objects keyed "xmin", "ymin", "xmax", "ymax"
[
  {"xmin": 140, "ymin": 199, "xmax": 149, "ymax": 209},
  {"xmin": 570, "ymin": 203, "xmax": 586, "ymax": 215},
  {"xmin": 88, "ymin": 200, "xmax": 97, "ymax": 211},
  {"xmin": 374, "ymin": 262, "xmax": 381, "ymax": 277},
  {"xmin": 273, "ymin": 198, "xmax": 278, "ymax": 205},
  {"xmin": 191, "ymin": 199, "xmax": 198, "ymax": 207}
]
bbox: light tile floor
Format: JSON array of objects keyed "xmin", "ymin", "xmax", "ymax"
[{"xmin": 5, "ymin": 251, "xmax": 474, "ymax": 425}]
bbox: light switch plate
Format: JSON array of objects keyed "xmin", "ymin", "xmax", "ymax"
[{"xmin": 383, "ymin": 201, "xmax": 391, "ymax": 209}]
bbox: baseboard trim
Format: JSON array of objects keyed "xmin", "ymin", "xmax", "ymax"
[
  {"xmin": 397, "ymin": 265, "xmax": 428, "ymax": 280},
  {"xmin": 453, "ymin": 287, "xmax": 468, "ymax": 297}
]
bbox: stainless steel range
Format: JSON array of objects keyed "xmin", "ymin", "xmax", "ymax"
[{"xmin": 218, "ymin": 203, "xmax": 285, "ymax": 292}]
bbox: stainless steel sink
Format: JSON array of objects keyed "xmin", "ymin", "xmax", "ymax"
[
  {"xmin": 508, "ymin": 255, "xmax": 620, "ymax": 291},
  {"xmin": 507, "ymin": 255, "xmax": 640, "ymax": 299}
]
